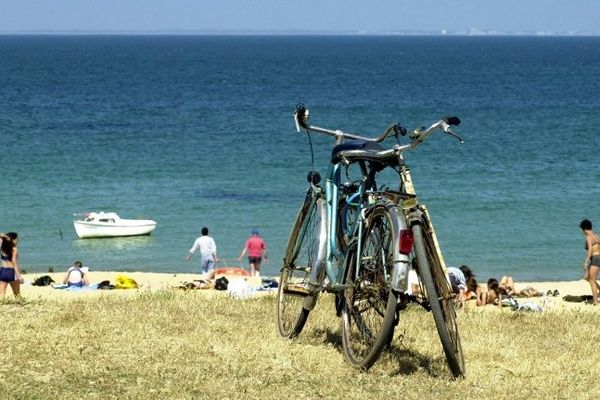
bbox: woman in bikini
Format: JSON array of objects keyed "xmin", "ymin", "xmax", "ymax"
[
  {"xmin": 0, "ymin": 232, "xmax": 22, "ymax": 298},
  {"xmin": 580, "ymin": 219, "xmax": 600, "ymax": 305},
  {"xmin": 499, "ymin": 276, "xmax": 516, "ymax": 296},
  {"xmin": 477, "ymin": 278, "xmax": 503, "ymax": 308}
]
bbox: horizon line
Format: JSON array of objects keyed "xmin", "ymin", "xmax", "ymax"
[{"xmin": 0, "ymin": 29, "xmax": 598, "ymax": 37}]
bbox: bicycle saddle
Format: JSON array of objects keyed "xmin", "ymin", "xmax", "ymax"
[{"xmin": 331, "ymin": 140, "xmax": 399, "ymax": 168}]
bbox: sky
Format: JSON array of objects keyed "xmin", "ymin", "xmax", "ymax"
[{"xmin": 0, "ymin": 0, "xmax": 598, "ymax": 35}]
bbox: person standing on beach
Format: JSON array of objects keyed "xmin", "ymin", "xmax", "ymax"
[
  {"xmin": 580, "ymin": 219, "xmax": 600, "ymax": 305},
  {"xmin": 0, "ymin": 232, "xmax": 22, "ymax": 298},
  {"xmin": 237, "ymin": 229, "xmax": 269, "ymax": 277},
  {"xmin": 186, "ymin": 227, "xmax": 218, "ymax": 279}
]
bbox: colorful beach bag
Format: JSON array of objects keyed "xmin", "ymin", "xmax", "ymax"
[{"xmin": 115, "ymin": 274, "xmax": 139, "ymax": 289}]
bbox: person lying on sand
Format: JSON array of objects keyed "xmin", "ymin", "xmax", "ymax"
[
  {"xmin": 493, "ymin": 275, "xmax": 549, "ymax": 298},
  {"xmin": 499, "ymin": 275, "xmax": 517, "ymax": 296},
  {"xmin": 477, "ymin": 278, "xmax": 503, "ymax": 308},
  {"xmin": 176, "ymin": 279, "xmax": 214, "ymax": 290}
]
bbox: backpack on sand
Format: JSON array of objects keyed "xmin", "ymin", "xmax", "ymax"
[
  {"xmin": 214, "ymin": 276, "xmax": 229, "ymax": 291},
  {"xmin": 32, "ymin": 275, "xmax": 55, "ymax": 286}
]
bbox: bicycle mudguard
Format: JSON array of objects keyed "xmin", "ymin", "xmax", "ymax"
[
  {"xmin": 417, "ymin": 205, "xmax": 448, "ymax": 273},
  {"xmin": 385, "ymin": 205, "xmax": 412, "ymax": 293}
]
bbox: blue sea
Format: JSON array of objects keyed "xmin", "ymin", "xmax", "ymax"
[{"xmin": 1, "ymin": 35, "xmax": 600, "ymax": 281}]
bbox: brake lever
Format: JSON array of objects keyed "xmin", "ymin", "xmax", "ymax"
[
  {"xmin": 393, "ymin": 123, "xmax": 407, "ymax": 138},
  {"xmin": 446, "ymin": 128, "xmax": 464, "ymax": 144},
  {"xmin": 294, "ymin": 104, "xmax": 309, "ymax": 132},
  {"xmin": 439, "ymin": 120, "xmax": 464, "ymax": 143}
]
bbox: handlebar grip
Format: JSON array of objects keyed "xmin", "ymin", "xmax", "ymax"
[
  {"xmin": 393, "ymin": 124, "xmax": 407, "ymax": 136},
  {"xmin": 443, "ymin": 116, "xmax": 461, "ymax": 126},
  {"xmin": 294, "ymin": 104, "xmax": 310, "ymax": 130}
]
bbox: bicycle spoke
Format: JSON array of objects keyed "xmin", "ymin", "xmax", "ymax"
[{"xmin": 277, "ymin": 196, "xmax": 325, "ymax": 339}]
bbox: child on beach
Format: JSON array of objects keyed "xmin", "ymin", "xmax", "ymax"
[{"xmin": 63, "ymin": 261, "xmax": 89, "ymax": 287}]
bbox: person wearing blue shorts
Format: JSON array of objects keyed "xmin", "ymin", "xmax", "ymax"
[
  {"xmin": 186, "ymin": 227, "xmax": 219, "ymax": 280},
  {"xmin": 0, "ymin": 232, "xmax": 22, "ymax": 298}
]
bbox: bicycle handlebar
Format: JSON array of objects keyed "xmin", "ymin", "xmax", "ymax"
[
  {"xmin": 294, "ymin": 104, "xmax": 405, "ymax": 143},
  {"xmin": 294, "ymin": 104, "xmax": 463, "ymax": 149}
]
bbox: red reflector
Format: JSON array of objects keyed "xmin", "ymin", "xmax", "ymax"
[{"xmin": 399, "ymin": 229, "xmax": 414, "ymax": 255}]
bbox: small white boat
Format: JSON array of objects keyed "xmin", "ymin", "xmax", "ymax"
[{"xmin": 73, "ymin": 212, "xmax": 157, "ymax": 239}]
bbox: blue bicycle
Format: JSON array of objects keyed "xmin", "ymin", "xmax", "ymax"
[{"xmin": 277, "ymin": 105, "xmax": 465, "ymax": 376}]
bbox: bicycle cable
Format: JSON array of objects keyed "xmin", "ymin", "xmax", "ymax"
[{"xmin": 305, "ymin": 129, "xmax": 315, "ymax": 172}]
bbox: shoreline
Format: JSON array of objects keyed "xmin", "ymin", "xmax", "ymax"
[{"xmin": 8, "ymin": 270, "xmax": 596, "ymax": 309}]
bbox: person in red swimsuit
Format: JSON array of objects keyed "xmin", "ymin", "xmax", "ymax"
[{"xmin": 237, "ymin": 229, "xmax": 269, "ymax": 277}]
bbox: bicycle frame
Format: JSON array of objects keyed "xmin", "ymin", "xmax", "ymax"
[
  {"xmin": 301, "ymin": 160, "xmax": 357, "ymax": 291},
  {"xmin": 303, "ymin": 149, "xmax": 414, "ymax": 296}
]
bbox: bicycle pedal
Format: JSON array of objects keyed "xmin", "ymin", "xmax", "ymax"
[
  {"xmin": 283, "ymin": 280, "xmax": 321, "ymax": 296},
  {"xmin": 282, "ymin": 284, "xmax": 312, "ymax": 297},
  {"xmin": 324, "ymin": 283, "xmax": 350, "ymax": 293}
]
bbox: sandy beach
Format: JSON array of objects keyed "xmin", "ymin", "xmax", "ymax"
[
  {"xmin": 16, "ymin": 271, "xmax": 227, "ymax": 301},
  {"xmin": 11, "ymin": 270, "xmax": 598, "ymax": 310}
]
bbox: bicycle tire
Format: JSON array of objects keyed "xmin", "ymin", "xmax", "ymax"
[
  {"xmin": 412, "ymin": 223, "xmax": 466, "ymax": 378},
  {"xmin": 341, "ymin": 205, "xmax": 398, "ymax": 370},
  {"xmin": 277, "ymin": 194, "xmax": 327, "ymax": 338}
]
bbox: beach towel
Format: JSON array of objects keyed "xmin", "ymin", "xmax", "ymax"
[
  {"xmin": 115, "ymin": 274, "xmax": 139, "ymax": 289},
  {"xmin": 228, "ymin": 279, "xmax": 258, "ymax": 300},
  {"xmin": 516, "ymin": 301, "xmax": 543, "ymax": 312},
  {"xmin": 52, "ymin": 284, "xmax": 98, "ymax": 291}
]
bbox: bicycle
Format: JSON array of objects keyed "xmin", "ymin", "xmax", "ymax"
[{"xmin": 276, "ymin": 104, "xmax": 466, "ymax": 377}]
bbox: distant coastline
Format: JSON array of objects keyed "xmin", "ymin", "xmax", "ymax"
[{"xmin": 0, "ymin": 29, "xmax": 598, "ymax": 37}]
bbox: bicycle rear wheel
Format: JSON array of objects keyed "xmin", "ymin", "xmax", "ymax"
[
  {"xmin": 341, "ymin": 206, "xmax": 398, "ymax": 370},
  {"xmin": 277, "ymin": 194, "xmax": 326, "ymax": 338},
  {"xmin": 412, "ymin": 222, "xmax": 466, "ymax": 378}
]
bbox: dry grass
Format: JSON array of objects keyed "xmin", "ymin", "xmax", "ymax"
[{"xmin": 1, "ymin": 290, "xmax": 599, "ymax": 399}]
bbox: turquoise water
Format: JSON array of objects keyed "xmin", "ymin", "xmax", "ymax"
[{"xmin": 1, "ymin": 35, "xmax": 600, "ymax": 281}]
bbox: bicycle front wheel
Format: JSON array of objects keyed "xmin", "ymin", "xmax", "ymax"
[
  {"xmin": 277, "ymin": 194, "xmax": 326, "ymax": 338},
  {"xmin": 412, "ymin": 222, "xmax": 466, "ymax": 378},
  {"xmin": 341, "ymin": 206, "xmax": 398, "ymax": 370}
]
